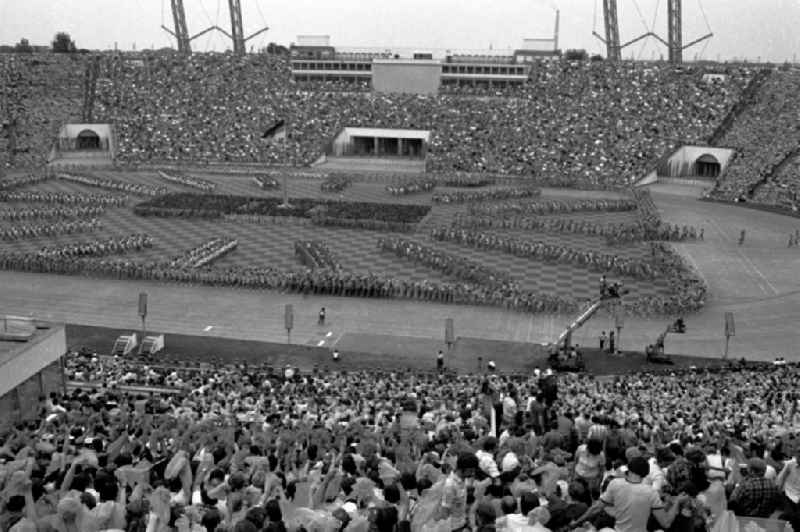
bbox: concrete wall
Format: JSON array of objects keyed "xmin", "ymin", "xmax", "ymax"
[
  {"xmin": 635, "ymin": 169, "xmax": 659, "ymax": 187},
  {"xmin": 663, "ymin": 146, "xmax": 736, "ymax": 177},
  {"xmin": 0, "ymin": 326, "xmax": 66, "ymax": 398},
  {"xmin": 0, "ymin": 361, "xmax": 63, "ymax": 423},
  {"xmin": 329, "ymin": 127, "xmax": 431, "ymax": 157},
  {"xmin": 372, "ymin": 60, "xmax": 442, "ymax": 95},
  {"xmin": 54, "ymin": 123, "xmax": 116, "ymax": 159}
]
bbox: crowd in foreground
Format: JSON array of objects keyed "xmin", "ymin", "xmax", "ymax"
[{"xmin": 2, "ymin": 354, "xmax": 799, "ymax": 532}]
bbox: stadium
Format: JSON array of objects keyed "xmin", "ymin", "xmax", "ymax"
[{"xmin": 1, "ymin": 1, "xmax": 800, "ymax": 531}]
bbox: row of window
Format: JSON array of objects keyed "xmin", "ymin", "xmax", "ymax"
[
  {"xmin": 290, "ymin": 61, "xmax": 528, "ymax": 76},
  {"xmin": 441, "ymin": 64, "xmax": 527, "ymax": 76},
  {"xmin": 291, "ymin": 61, "xmax": 372, "ymax": 71},
  {"xmin": 292, "ymin": 75, "xmax": 524, "ymax": 88}
]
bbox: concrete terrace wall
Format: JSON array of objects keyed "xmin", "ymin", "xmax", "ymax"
[
  {"xmin": 664, "ymin": 146, "xmax": 736, "ymax": 177},
  {"xmin": 372, "ymin": 60, "xmax": 442, "ymax": 95}
]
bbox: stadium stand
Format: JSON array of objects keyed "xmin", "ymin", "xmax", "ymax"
[
  {"xmin": 0, "ymin": 54, "xmax": 86, "ymax": 168},
  {"xmin": 710, "ymin": 68, "xmax": 800, "ymax": 208},
  {"xmin": 3, "ymin": 48, "xmax": 800, "ymax": 532},
  {"xmin": 85, "ymin": 54, "xmax": 753, "ymax": 187}
]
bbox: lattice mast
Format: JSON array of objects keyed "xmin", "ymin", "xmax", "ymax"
[
  {"xmin": 653, "ymin": 0, "xmax": 713, "ymax": 64},
  {"xmin": 593, "ymin": 0, "xmax": 651, "ymax": 61},
  {"xmin": 217, "ymin": 0, "xmax": 269, "ymax": 56},
  {"xmin": 667, "ymin": 0, "xmax": 682, "ymax": 63},
  {"xmin": 161, "ymin": 0, "xmax": 217, "ymax": 55},
  {"xmin": 602, "ymin": 0, "xmax": 621, "ymax": 61}
]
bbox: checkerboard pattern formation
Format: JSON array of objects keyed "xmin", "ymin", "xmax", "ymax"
[{"xmin": 0, "ymin": 172, "xmax": 674, "ymax": 301}]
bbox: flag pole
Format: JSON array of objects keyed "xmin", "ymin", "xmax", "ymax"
[{"xmin": 280, "ymin": 126, "xmax": 291, "ymax": 209}]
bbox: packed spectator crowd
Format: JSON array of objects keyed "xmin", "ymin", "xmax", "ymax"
[
  {"xmin": 0, "ymin": 54, "xmax": 85, "ymax": 168},
  {"xmin": 81, "ymin": 54, "xmax": 751, "ymax": 188},
  {"xmin": 712, "ymin": 69, "xmax": 800, "ymax": 208},
  {"xmin": 3, "ymin": 350, "xmax": 799, "ymax": 532}
]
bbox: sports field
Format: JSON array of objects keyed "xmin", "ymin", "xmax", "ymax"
[
  {"xmin": 1, "ymin": 172, "xmax": 799, "ymax": 366},
  {"xmin": 1, "ymin": 171, "xmax": 665, "ymax": 300}
]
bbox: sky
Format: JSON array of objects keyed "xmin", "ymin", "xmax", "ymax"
[{"xmin": 2, "ymin": 0, "xmax": 799, "ymax": 62}]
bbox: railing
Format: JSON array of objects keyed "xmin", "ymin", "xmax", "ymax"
[
  {"xmin": 707, "ymin": 68, "xmax": 773, "ymax": 146},
  {"xmin": 750, "ymin": 145, "xmax": 800, "ymax": 197}
]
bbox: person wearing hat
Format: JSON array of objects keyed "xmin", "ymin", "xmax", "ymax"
[
  {"xmin": 570, "ymin": 456, "xmax": 686, "ymax": 532},
  {"xmin": 729, "ymin": 457, "xmax": 782, "ymax": 518}
]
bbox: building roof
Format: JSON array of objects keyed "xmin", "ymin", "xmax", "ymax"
[
  {"xmin": 0, "ymin": 320, "xmax": 65, "ymax": 397},
  {"xmin": 343, "ymin": 127, "xmax": 431, "ymax": 141}
]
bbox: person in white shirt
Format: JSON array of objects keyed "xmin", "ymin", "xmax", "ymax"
[
  {"xmin": 476, "ymin": 437, "xmax": 501, "ymax": 479},
  {"xmin": 777, "ymin": 453, "xmax": 800, "ymax": 518}
]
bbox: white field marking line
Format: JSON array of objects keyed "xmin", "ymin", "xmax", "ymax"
[
  {"xmin": 203, "ymin": 325, "xmax": 214, "ymax": 332},
  {"xmin": 712, "ymin": 218, "xmax": 779, "ymax": 295},
  {"xmin": 526, "ymin": 314, "xmax": 534, "ymax": 343},
  {"xmin": 316, "ymin": 340, "xmax": 326, "ymax": 347},
  {"xmin": 325, "ymin": 331, "xmax": 333, "ymax": 337},
  {"xmin": 707, "ymin": 218, "xmax": 774, "ymax": 296},
  {"xmin": 737, "ymin": 251, "xmax": 779, "ymax": 296},
  {"xmin": 677, "ymin": 244, "xmax": 708, "ymax": 286},
  {"xmin": 330, "ymin": 333, "xmax": 345, "ymax": 347}
]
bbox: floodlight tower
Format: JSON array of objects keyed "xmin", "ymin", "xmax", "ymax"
[
  {"xmin": 593, "ymin": 0, "xmax": 651, "ymax": 61},
  {"xmin": 161, "ymin": 0, "xmax": 217, "ymax": 55},
  {"xmin": 602, "ymin": 0, "xmax": 621, "ymax": 61},
  {"xmin": 667, "ymin": 0, "xmax": 683, "ymax": 63},
  {"xmin": 651, "ymin": 0, "xmax": 713, "ymax": 64},
  {"xmin": 218, "ymin": 0, "xmax": 269, "ymax": 56}
]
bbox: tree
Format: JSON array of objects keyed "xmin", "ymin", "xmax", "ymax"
[
  {"xmin": 564, "ymin": 49, "xmax": 588, "ymax": 61},
  {"xmin": 266, "ymin": 42, "xmax": 288, "ymax": 55},
  {"xmin": 13, "ymin": 38, "xmax": 33, "ymax": 54},
  {"xmin": 52, "ymin": 32, "xmax": 76, "ymax": 53}
]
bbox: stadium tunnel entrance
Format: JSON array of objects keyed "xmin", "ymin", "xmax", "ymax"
[
  {"xmin": 315, "ymin": 127, "xmax": 430, "ymax": 173},
  {"xmin": 76, "ymin": 129, "xmax": 101, "ymax": 150},
  {"xmin": 49, "ymin": 123, "xmax": 115, "ymax": 166},
  {"xmin": 695, "ymin": 153, "xmax": 721, "ymax": 178},
  {"xmin": 636, "ymin": 145, "xmax": 735, "ymax": 186}
]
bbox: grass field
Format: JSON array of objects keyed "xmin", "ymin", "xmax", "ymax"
[
  {"xmin": 4, "ymin": 177, "xmax": 800, "ymax": 363},
  {"xmin": 1, "ymin": 171, "xmax": 675, "ymax": 302}
]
